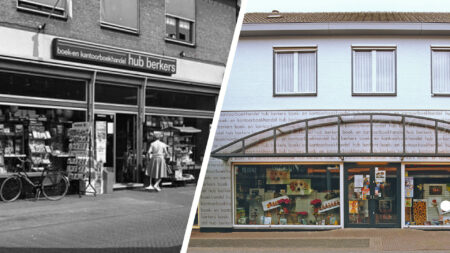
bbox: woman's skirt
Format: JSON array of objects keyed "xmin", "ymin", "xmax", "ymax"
[{"xmin": 146, "ymin": 156, "xmax": 168, "ymax": 179}]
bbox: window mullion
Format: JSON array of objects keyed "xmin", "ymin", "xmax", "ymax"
[
  {"xmin": 294, "ymin": 52, "xmax": 299, "ymax": 93},
  {"xmin": 372, "ymin": 50, "xmax": 377, "ymax": 93}
]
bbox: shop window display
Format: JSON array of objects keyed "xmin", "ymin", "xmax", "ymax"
[
  {"xmin": 405, "ymin": 165, "xmax": 450, "ymax": 226},
  {"xmin": 235, "ymin": 164, "xmax": 340, "ymax": 226},
  {"xmin": 0, "ymin": 105, "xmax": 85, "ymax": 174},
  {"xmin": 143, "ymin": 115, "xmax": 211, "ymax": 181}
]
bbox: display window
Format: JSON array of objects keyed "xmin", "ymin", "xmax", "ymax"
[
  {"xmin": 0, "ymin": 71, "xmax": 86, "ymax": 101},
  {"xmin": 143, "ymin": 115, "xmax": 211, "ymax": 180},
  {"xmin": 145, "ymin": 88, "xmax": 216, "ymax": 111},
  {"xmin": 0, "ymin": 105, "xmax": 85, "ymax": 174},
  {"xmin": 234, "ymin": 164, "xmax": 340, "ymax": 226},
  {"xmin": 404, "ymin": 165, "xmax": 450, "ymax": 226}
]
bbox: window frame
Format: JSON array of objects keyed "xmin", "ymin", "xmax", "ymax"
[
  {"xmin": 17, "ymin": 0, "xmax": 68, "ymax": 19},
  {"xmin": 351, "ymin": 46, "xmax": 397, "ymax": 96},
  {"xmin": 430, "ymin": 46, "xmax": 450, "ymax": 96},
  {"xmin": 99, "ymin": 0, "xmax": 140, "ymax": 35},
  {"xmin": 164, "ymin": 14, "xmax": 196, "ymax": 46},
  {"xmin": 272, "ymin": 47, "xmax": 318, "ymax": 97}
]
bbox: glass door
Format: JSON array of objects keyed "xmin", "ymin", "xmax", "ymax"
[{"xmin": 344, "ymin": 163, "xmax": 401, "ymax": 228}]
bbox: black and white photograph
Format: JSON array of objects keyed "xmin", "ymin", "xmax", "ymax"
[{"xmin": 0, "ymin": 0, "xmax": 240, "ymax": 252}]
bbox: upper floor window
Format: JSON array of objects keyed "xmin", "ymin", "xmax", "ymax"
[
  {"xmin": 273, "ymin": 47, "xmax": 317, "ymax": 96},
  {"xmin": 352, "ymin": 47, "xmax": 396, "ymax": 95},
  {"xmin": 100, "ymin": 0, "xmax": 139, "ymax": 34},
  {"xmin": 431, "ymin": 47, "xmax": 450, "ymax": 95},
  {"xmin": 17, "ymin": 0, "xmax": 67, "ymax": 19},
  {"xmin": 165, "ymin": 0, "xmax": 195, "ymax": 45}
]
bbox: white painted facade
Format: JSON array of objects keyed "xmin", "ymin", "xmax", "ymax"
[{"xmin": 223, "ymin": 35, "xmax": 450, "ymax": 111}]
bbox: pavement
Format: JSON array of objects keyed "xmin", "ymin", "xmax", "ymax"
[
  {"xmin": 187, "ymin": 228, "xmax": 450, "ymax": 253},
  {"xmin": 0, "ymin": 184, "xmax": 196, "ymax": 253}
]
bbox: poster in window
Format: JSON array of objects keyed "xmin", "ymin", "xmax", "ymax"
[
  {"xmin": 354, "ymin": 175, "xmax": 364, "ymax": 188},
  {"xmin": 375, "ymin": 167, "xmax": 386, "ymax": 183},
  {"xmin": 349, "ymin": 200, "xmax": 359, "ymax": 214},
  {"xmin": 95, "ymin": 121, "xmax": 107, "ymax": 163},
  {"xmin": 266, "ymin": 168, "xmax": 290, "ymax": 184},
  {"xmin": 405, "ymin": 177, "xmax": 414, "ymax": 198},
  {"xmin": 287, "ymin": 179, "xmax": 311, "ymax": 195},
  {"xmin": 429, "ymin": 185, "xmax": 442, "ymax": 195}
]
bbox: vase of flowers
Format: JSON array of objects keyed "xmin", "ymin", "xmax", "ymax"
[
  {"xmin": 310, "ymin": 199, "xmax": 322, "ymax": 224},
  {"xmin": 277, "ymin": 198, "xmax": 291, "ymax": 224},
  {"xmin": 297, "ymin": 211, "xmax": 308, "ymax": 225}
]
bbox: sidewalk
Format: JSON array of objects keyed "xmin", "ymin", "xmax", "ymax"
[
  {"xmin": 188, "ymin": 228, "xmax": 450, "ymax": 252},
  {"xmin": 0, "ymin": 185, "xmax": 196, "ymax": 253}
]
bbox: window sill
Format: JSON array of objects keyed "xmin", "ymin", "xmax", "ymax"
[
  {"xmin": 432, "ymin": 93, "xmax": 450, "ymax": 97},
  {"xmin": 100, "ymin": 22, "xmax": 140, "ymax": 35},
  {"xmin": 17, "ymin": 6, "xmax": 68, "ymax": 20},
  {"xmin": 273, "ymin": 92, "xmax": 317, "ymax": 97},
  {"xmin": 352, "ymin": 93, "xmax": 396, "ymax": 96},
  {"xmin": 164, "ymin": 38, "xmax": 196, "ymax": 48}
]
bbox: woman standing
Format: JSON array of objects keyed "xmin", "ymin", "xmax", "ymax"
[{"xmin": 145, "ymin": 132, "xmax": 170, "ymax": 192}]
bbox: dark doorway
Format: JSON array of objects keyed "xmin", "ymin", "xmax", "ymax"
[
  {"xmin": 115, "ymin": 114, "xmax": 137, "ymax": 183},
  {"xmin": 344, "ymin": 163, "xmax": 401, "ymax": 228}
]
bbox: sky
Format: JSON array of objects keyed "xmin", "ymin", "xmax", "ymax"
[{"xmin": 245, "ymin": 0, "xmax": 450, "ymax": 13}]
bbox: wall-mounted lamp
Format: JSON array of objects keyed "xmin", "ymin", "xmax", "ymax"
[{"xmin": 179, "ymin": 51, "xmax": 186, "ymax": 57}]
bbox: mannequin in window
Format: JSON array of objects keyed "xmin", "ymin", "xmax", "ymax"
[{"xmin": 145, "ymin": 132, "xmax": 170, "ymax": 191}]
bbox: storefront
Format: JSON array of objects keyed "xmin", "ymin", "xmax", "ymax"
[
  {"xmin": 201, "ymin": 111, "xmax": 450, "ymax": 230},
  {"xmin": 0, "ymin": 28, "xmax": 219, "ymax": 193}
]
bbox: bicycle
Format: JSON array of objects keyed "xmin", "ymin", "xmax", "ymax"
[{"xmin": 0, "ymin": 157, "xmax": 70, "ymax": 202}]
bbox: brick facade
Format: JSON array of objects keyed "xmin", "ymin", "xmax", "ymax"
[{"xmin": 0, "ymin": 0, "xmax": 238, "ymax": 65}]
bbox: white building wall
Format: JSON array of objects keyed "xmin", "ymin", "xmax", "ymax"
[{"xmin": 223, "ymin": 35, "xmax": 450, "ymax": 111}]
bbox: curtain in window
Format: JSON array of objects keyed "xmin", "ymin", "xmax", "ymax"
[
  {"xmin": 354, "ymin": 51, "xmax": 372, "ymax": 93},
  {"xmin": 166, "ymin": 0, "xmax": 195, "ymax": 21},
  {"xmin": 376, "ymin": 51, "xmax": 395, "ymax": 93},
  {"xmin": 298, "ymin": 52, "xmax": 316, "ymax": 93},
  {"xmin": 100, "ymin": 0, "xmax": 139, "ymax": 30},
  {"xmin": 432, "ymin": 51, "xmax": 450, "ymax": 94},
  {"xmin": 275, "ymin": 53, "xmax": 294, "ymax": 93}
]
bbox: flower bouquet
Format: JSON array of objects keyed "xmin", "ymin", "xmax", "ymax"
[
  {"xmin": 296, "ymin": 211, "xmax": 308, "ymax": 225},
  {"xmin": 310, "ymin": 199, "xmax": 322, "ymax": 224}
]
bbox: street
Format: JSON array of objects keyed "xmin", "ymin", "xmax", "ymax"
[
  {"xmin": 0, "ymin": 185, "xmax": 196, "ymax": 253},
  {"xmin": 188, "ymin": 228, "xmax": 450, "ymax": 253}
]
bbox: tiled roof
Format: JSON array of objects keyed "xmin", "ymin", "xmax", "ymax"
[{"xmin": 244, "ymin": 12, "xmax": 450, "ymax": 24}]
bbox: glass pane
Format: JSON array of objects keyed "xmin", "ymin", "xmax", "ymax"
[
  {"xmin": 298, "ymin": 52, "xmax": 316, "ymax": 93},
  {"xmin": 165, "ymin": 16, "xmax": 177, "ymax": 39},
  {"xmin": 95, "ymin": 83, "xmax": 137, "ymax": 105},
  {"xmin": 100, "ymin": 0, "xmax": 138, "ymax": 30},
  {"xmin": 21, "ymin": 0, "xmax": 66, "ymax": 8},
  {"xmin": 353, "ymin": 51, "xmax": 372, "ymax": 93},
  {"xmin": 0, "ymin": 71, "xmax": 86, "ymax": 101},
  {"xmin": 347, "ymin": 167, "xmax": 371, "ymax": 224},
  {"xmin": 374, "ymin": 167, "xmax": 398, "ymax": 224},
  {"xmin": 376, "ymin": 50, "xmax": 395, "ymax": 93},
  {"xmin": 235, "ymin": 164, "xmax": 340, "ymax": 226},
  {"xmin": 275, "ymin": 53, "xmax": 294, "ymax": 94},
  {"xmin": 178, "ymin": 20, "xmax": 192, "ymax": 42},
  {"xmin": 432, "ymin": 50, "xmax": 450, "ymax": 94},
  {"xmin": 146, "ymin": 88, "xmax": 216, "ymax": 111},
  {"xmin": 405, "ymin": 166, "xmax": 450, "ymax": 226}
]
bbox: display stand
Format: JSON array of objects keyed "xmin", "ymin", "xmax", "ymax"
[{"xmin": 67, "ymin": 122, "xmax": 96, "ymax": 197}]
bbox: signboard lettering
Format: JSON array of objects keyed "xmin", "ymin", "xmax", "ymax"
[{"xmin": 52, "ymin": 39, "xmax": 177, "ymax": 75}]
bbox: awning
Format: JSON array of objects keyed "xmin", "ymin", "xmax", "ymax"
[{"xmin": 163, "ymin": 126, "xmax": 202, "ymax": 133}]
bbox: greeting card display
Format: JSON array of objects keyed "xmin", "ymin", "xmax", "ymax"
[
  {"xmin": 266, "ymin": 168, "xmax": 290, "ymax": 184},
  {"xmin": 287, "ymin": 179, "xmax": 311, "ymax": 195}
]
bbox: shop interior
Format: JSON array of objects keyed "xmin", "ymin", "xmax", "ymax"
[
  {"xmin": 404, "ymin": 165, "xmax": 450, "ymax": 226},
  {"xmin": 235, "ymin": 164, "xmax": 341, "ymax": 226},
  {"xmin": 0, "ymin": 105, "xmax": 85, "ymax": 177}
]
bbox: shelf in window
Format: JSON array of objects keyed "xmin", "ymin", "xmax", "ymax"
[
  {"xmin": 318, "ymin": 205, "xmax": 340, "ymax": 214},
  {"xmin": 4, "ymin": 154, "xmax": 26, "ymax": 158}
]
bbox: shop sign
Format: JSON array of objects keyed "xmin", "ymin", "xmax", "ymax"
[{"xmin": 52, "ymin": 38, "xmax": 177, "ymax": 75}]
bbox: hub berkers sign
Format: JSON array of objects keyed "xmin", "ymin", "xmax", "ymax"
[{"xmin": 52, "ymin": 38, "xmax": 177, "ymax": 75}]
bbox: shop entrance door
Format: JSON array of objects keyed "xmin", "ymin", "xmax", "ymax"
[
  {"xmin": 344, "ymin": 163, "xmax": 401, "ymax": 228},
  {"xmin": 115, "ymin": 113, "xmax": 137, "ymax": 183}
]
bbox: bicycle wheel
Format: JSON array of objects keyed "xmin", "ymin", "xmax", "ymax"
[
  {"xmin": 41, "ymin": 172, "xmax": 69, "ymax": 201},
  {"xmin": 0, "ymin": 176, "xmax": 22, "ymax": 202}
]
